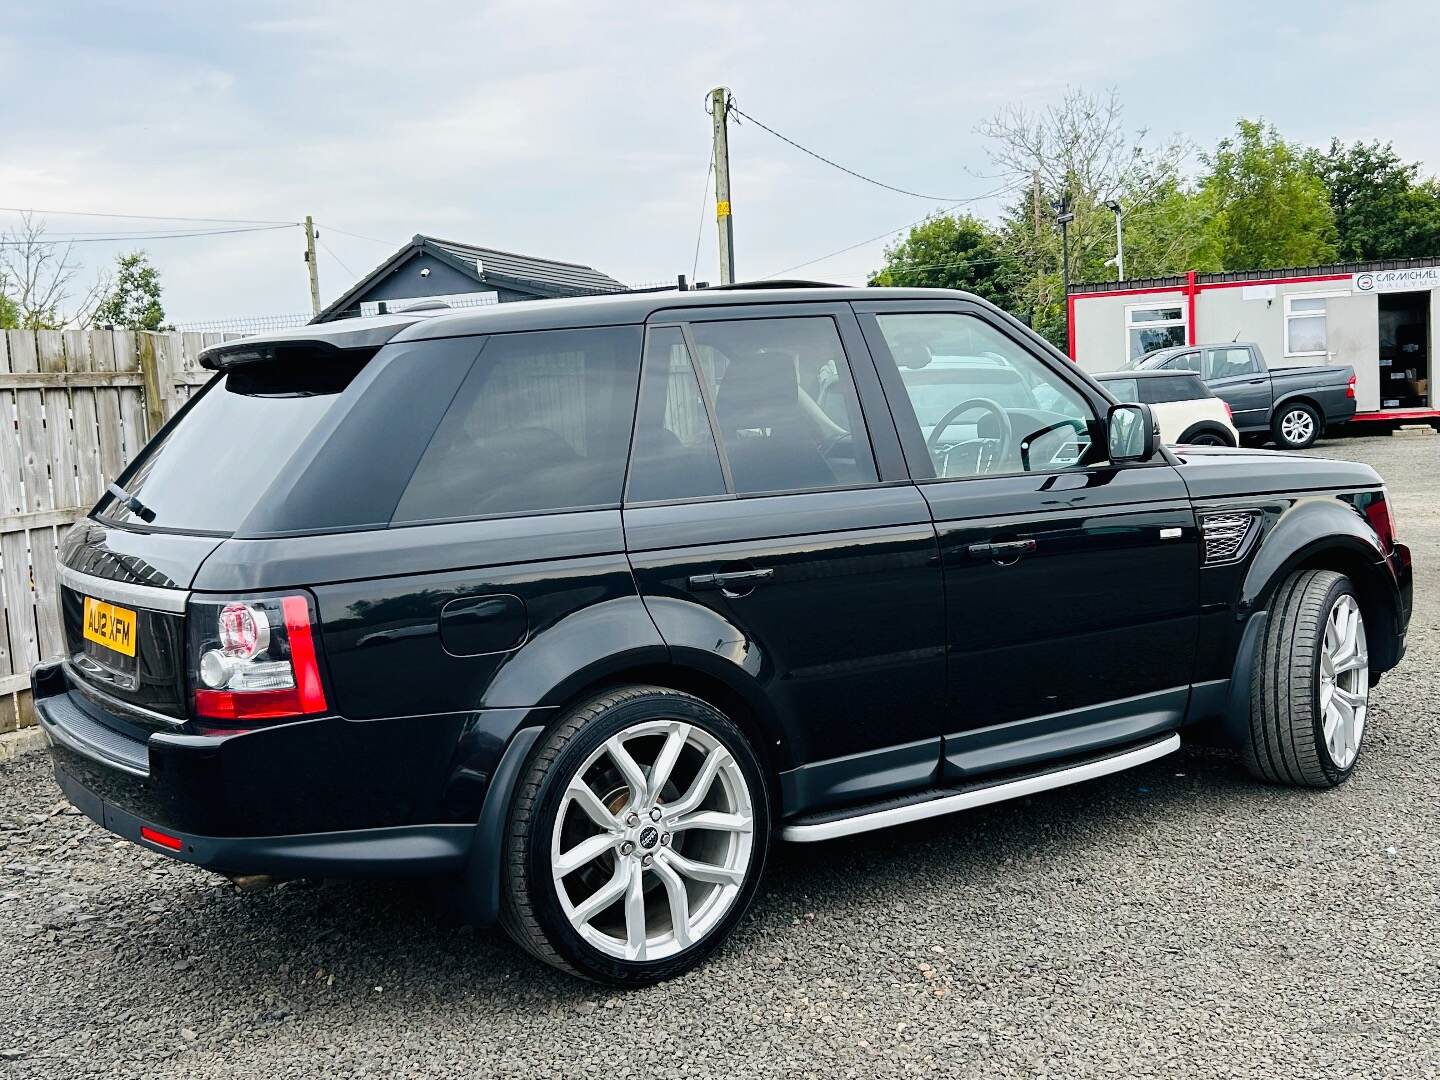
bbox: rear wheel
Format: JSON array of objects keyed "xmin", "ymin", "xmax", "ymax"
[
  {"xmin": 1272, "ymin": 402, "xmax": 1321, "ymax": 449},
  {"xmin": 500, "ymin": 686, "xmax": 769, "ymax": 985},
  {"xmin": 1177, "ymin": 423, "xmax": 1235, "ymax": 447},
  {"xmin": 1244, "ymin": 570, "xmax": 1369, "ymax": 787}
]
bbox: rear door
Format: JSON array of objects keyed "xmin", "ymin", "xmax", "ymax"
[
  {"xmin": 623, "ymin": 303, "xmax": 946, "ymax": 815},
  {"xmin": 855, "ymin": 299, "xmax": 1199, "ymax": 780},
  {"xmin": 1204, "ymin": 346, "xmax": 1271, "ymax": 430}
]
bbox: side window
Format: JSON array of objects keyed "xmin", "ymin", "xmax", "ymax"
[
  {"xmin": 686, "ymin": 317, "xmax": 878, "ymax": 496},
  {"xmin": 1162, "ymin": 351, "xmax": 1202, "ymax": 373},
  {"xmin": 1206, "ymin": 347, "xmax": 1259, "ymax": 379},
  {"xmin": 392, "ymin": 326, "xmax": 642, "ymax": 523},
  {"xmin": 873, "ymin": 313, "xmax": 1097, "ymax": 479},
  {"xmin": 626, "ymin": 327, "xmax": 727, "ymax": 503},
  {"xmin": 1143, "ymin": 375, "xmax": 1203, "ymax": 404},
  {"xmin": 1101, "ymin": 378, "xmax": 1140, "ymax": 404}
]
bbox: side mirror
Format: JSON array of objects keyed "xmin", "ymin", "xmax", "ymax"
[{"xmin": 1107, "ymin": 402, "xmax": 1161, "ymax": 463}]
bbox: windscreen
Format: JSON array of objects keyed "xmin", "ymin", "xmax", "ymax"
[{"xmin": 97, "ymin": 362, "xmax": 361, "ymax": 534}]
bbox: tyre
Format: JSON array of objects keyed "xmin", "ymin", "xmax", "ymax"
[
  {"xmin": 500, "ymin": 685, "xmax": 770, "ymax": 985},
  {"xmin": 1177, "ymin": 424, "xmax": 1235, "ymax": 447},
  {"xmin": 1244, "ymin": 569, "xmax": 1369, "ymax": 787},
  {"xmin": 1272, "ymin": 402, "xmax": 1321, "ymax": 449}
]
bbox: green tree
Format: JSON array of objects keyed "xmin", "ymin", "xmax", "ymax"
[
  {"xmin": 868, "ymin": 213, "xmax": 1010, "ymax": 305},
  {"xmin": 1199, "ymin": 119, "xmax": 1337, "ymax": 269},
  {"xmin": 94, "ymin": 250, "xmax": 167, "ymax": 330},
  {"xmin": 1311, "ymin": 138, "xmax": 1440, "ymax": 260}
]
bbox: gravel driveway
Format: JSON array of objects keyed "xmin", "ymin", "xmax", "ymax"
[{"xmin": 2, "ymin": 431, "xmax": 1437, "ymax": 1079}]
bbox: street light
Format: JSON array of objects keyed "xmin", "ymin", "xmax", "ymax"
[
  {"xmin": 1104, "ymin": 199, "xmax": 1125, "ymax": 281},
  {"xmin": 1055, "ymin": 197, "xmax": 1074, "ymax": 344}
]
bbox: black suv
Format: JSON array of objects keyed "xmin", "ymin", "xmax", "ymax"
[{"xmin": 35, "ymin": 287, "xmax": 1411, "ymax": 984}]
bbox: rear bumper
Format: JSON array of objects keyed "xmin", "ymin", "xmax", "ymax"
[
  {"xmin": 50, "ymin": 761, "xmax": 472, "ymax": 876},
  {"xmin": 31, "ymin": 659, "xmax": 539, "ymax": 887}
]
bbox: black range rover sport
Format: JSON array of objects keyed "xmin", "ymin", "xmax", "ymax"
[{"xmin": 35, "ymin": 287, "xmax": 1411, "ymax": 984}]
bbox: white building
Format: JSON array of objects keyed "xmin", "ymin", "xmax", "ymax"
[{"xmin": 1068, "ymin": 257, "xmax": 1440, "ymax": 422}]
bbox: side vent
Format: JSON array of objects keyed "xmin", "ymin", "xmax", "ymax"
[{"xmin": 1201, "ymin": 512, "xmax": 1258, "ymax": 565}]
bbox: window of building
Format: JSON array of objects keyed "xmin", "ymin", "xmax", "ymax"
[
  {"xmin": 392, "ymin": 325, "xmax": 642, "ymax": 523},
  {"xmin": 1125, "ymin": 302, "xmax": 1188, "ymax": 360},
  {"xmin": 1284, "ymin": 294, "xmax": 1338, "ymax": 356}
]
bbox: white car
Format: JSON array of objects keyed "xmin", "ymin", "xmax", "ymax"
[{"xmin": 1093, "ymin": 370, "xmax": 1239, "ymax": 447}]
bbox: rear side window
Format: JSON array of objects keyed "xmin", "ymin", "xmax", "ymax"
[
  {"xmin": 98, "ymin": 362, "xmax": 362, "ymax": 534},
  {"xmin": 392, "ymin": 326, "xmax": 642, "ymax": 523},
  {"xmin": 1099, "ymin": 378, "xmax": 1139, "ymax": 404},
  {"xmin": 626, "ymin": 327, "xmax": 727, "ymax": 503},
  {"xmin": 1206, "ymin": 347, "xmax": 1259, "ymax": 379},
  {"xmin": 1141, "ymin": 375, "xmax": 1210, "ymax": 404}
]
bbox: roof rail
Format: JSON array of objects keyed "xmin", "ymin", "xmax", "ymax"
[{"xmin": 706, "ymin": 279, "xmax": 843, "ymax": 291}]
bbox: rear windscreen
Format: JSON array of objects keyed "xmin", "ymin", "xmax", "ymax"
[{"xmin": 97, "ymin": 363, "xmax": 361, "ymax": 534}]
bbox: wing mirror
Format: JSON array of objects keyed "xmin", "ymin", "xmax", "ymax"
[{"xmin": 1107, "ymin": 402, "xmax": 1161, "ymax": 463}]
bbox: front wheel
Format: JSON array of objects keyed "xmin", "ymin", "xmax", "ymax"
[
  {"xmin": 1272, "ymin": 402, "xmax": 1322, "ymax": 449},
  {"xmin": 1244, "ymin": 569, "xmax": 1369, "ymax": 787},
  {"xmin": 500, "ymin": 686, "xmax": 770, "ymax": 985}
]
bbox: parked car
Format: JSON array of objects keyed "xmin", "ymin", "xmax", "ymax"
[
  {"xmin": 1092, "ymin": 370, "xmax": 1239, "ymax": 446},
  {"xmin": 1128, "ymin": 341, "xmax": 1356, "ymax": 449},
  {"xmin": 34, "ymin": 288, "xmax": 1411, "ymax": 986}
]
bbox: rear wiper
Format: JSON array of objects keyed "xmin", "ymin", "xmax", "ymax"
[{"xmin": 107, "ymin": 482, "xmax": 157, "ymax": 523}]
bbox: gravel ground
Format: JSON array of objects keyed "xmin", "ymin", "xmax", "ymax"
[{"xmin": 2, "ymin": 431, "xmax": 1437, "ymax": 1079}]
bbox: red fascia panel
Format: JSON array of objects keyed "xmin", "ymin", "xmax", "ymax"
[
  {"xmin": 1070, "ymin": 271, "xmax": 1355, "ymax": 307},
  {"xmin": 1066, "ymin": 293, "xmax": 1077, "ymax": 359},
  {"xmin": 1350, "ymin": 409, "xmax": 1440, "ymax": 422}
]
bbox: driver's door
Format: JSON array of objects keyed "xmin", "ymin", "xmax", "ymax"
[{"xmin": 854, "ymin": 301, "xmax": 1199, "ymax": 781}]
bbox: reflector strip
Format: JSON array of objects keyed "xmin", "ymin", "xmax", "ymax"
[{"xmin": 140, "ymin": 826, "xmax": 183, "ymax": 852}]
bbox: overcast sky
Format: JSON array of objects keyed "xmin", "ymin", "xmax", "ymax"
[{"xmin": 2, "ymin": 1, "xmax": 1437, "ymax": 324}]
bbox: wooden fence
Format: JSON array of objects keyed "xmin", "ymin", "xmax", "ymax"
[{"xmin": 0, "ymin": 329, "xmax": 230, "ymax": 730}]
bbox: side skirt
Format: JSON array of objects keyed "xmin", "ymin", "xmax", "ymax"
[{"xmin": 780, "ymin": 733, "xmax": 1180, "ymax": 843}]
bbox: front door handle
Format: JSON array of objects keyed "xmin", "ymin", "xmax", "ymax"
[
  {"xmin": 966, "ymin": 539, "xmax": 1037, "ymax": 561},
  {"xmin": 688, "ymin": 568, "xmax": 776, "ymax": 593}
]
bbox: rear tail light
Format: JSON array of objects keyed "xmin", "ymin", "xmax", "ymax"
[
  {"xmin": 1347, "ymin": 374, "xmax": 1357, "ymax": 399},
  {"xmin": 1363, "ymin": 488, "xmax": 1396, "ymax": 553},
  {"xmin": 1222, "ymin": 401, "xmax": 1234, "ymax": 421},
  {"xmin": 190, "ymin": 594, "xmax": 328, "ymax": 726}
]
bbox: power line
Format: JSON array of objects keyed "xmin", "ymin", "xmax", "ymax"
[
  {"xmin": 730, "ymin": 103, "xmax": 994, "ymax": 204},
  {"xmin": 0, "ymin": 223, "xmax": 298, "ymax": 246},
  {"xmin": 0, "ymin": 205, "xmax": 298, "ymax": 226},
  {"xmin": 765, "ymin": 180, "xmax": 1026, "ymax": 278},
  {"xmin": 314, "ymin": 223, "xmax": 400, "ymax": 247},
  {"xmin": 315, "ymin": 236, "xmax": 357, "ymax": 279},
  {"xmin": 690, "ymin": 147, "xmax": 714, "ymax": 283}
]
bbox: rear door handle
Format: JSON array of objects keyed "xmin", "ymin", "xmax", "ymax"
[
  {"xmin": 687, "ymin": 568, "xmax": 776, "ymax": 592},
  {"xmin": 966, "ymin": 539, "xmax": 1037, "ymax": 561}
]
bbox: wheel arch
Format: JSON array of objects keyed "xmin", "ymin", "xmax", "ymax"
[
  {"xmin": 1241, "ymin": 500, "xmax": 1402, "ymax": 674},
  {"xmin": 1176, "ymin": 420, "xmax": 1236, "ymax": 446}
]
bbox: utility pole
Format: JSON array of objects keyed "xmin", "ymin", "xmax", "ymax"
[
  {"xmin": 710, "ymin": 87, "xmax": 736, "ymax": 285},
  {"xmin": 303, "ymin": 215, "xmax": 321, "ymax": 316}
]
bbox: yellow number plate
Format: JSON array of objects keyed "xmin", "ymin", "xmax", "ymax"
[{"xmin": 83, "ymin": 597, "xmax": 137, "ymax": 658}]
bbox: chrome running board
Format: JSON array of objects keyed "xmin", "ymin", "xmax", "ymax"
[{"xmin": 780, "ymin": 733, "xmax": 1181, "ymax": 843}]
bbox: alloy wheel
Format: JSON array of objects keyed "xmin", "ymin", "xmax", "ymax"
[
  {"xmin": 549, "ymin": 719, "xmax": 755, "ymax": 962},
  {"xmin": 1281, "ymin": 409, "xmax": 1315, "ymax": 446},
  {"xmin": 1318, "ymin": 594, "xmax": 1368, "ymax": 770}
]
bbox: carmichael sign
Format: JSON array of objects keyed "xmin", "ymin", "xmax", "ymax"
[{"xmin": 1353, "ymin": 267, "xmax": 1440, "ymax": 293}]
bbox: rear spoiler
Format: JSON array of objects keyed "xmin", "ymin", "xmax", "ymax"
[{"xmin": 198, "ymin": 312, "xmax": 439, "ymax": 371}]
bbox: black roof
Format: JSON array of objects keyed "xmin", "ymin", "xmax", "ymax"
[
  {"xmin": 388, "ymin": 286, "xmax": 989, "ymax": 343},
  {"xmin": 314, "ymin": 234, "xmax": 626, "ymax": 322},
  {"xmin": 1068, "ymin": 254, "xmax": 1440, "ymax": 296}
]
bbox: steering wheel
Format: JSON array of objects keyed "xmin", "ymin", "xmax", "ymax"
[{"xmin": 926, "ymin": 397, "xmax": 1014, "ymax": 475}]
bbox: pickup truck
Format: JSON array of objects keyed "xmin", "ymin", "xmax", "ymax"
[{"xmin": 1128, "ymin": 341, "xmax": 1356, "ymax": 449}]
